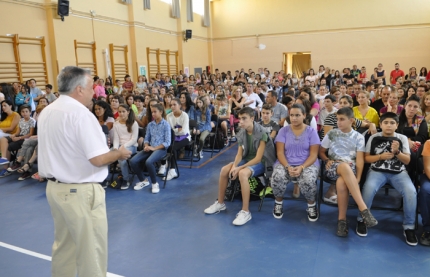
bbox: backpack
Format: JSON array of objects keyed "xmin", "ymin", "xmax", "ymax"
[{"xmin": 206, "ymin": 129, "xmax": 225, "ymax": 150}]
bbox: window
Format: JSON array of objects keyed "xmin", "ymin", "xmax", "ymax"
[{"xmin": 193, "ymin": 0, "xmax": 204, "ymax": 15}]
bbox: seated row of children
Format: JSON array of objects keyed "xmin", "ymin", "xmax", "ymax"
[{"xmin": 204, "ymin": 105, "xmax": 427, "ymax": 247}]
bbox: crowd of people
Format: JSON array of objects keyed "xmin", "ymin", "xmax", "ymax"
[{"xmin": 1, "ymin": 63, "xmax": 430, "ymax": 247}]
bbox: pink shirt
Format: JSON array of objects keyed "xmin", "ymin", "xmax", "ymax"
[{"xmin": 94, "ymin": 85, "xmax": 106, "ymax": 98}]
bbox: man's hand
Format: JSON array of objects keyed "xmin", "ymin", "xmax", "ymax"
[{"xmin": 118, "ymin": 145, "xmax": 132, "ymax": 160}]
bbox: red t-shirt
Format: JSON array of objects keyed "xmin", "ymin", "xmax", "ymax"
[
  {"xmin": 390, "ymin": 70, "xmax": 404, "ymax": 85},
  {"xmin": 122, "ymin": 81, "xmax": 134, "ymax": 91}
]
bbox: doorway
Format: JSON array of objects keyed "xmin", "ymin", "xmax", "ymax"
[{"xmin": 283, "ymin": 52, "xmax": 311, "ymax": 77}]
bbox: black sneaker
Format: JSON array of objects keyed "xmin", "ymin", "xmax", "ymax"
[
  {"xmin": 336, "ymin": 220, "xmax": 349, "ymax": 237},
  {"xmin": 404, "ymin": 229, "xmax": 418, "ymax": 246},
  {"xmin": 420, "ymin": 231, "xmax": 430, "ymax": 246},
  {"xmin": 356, "ymin": 220, "xmax": 367, "ymax": 237},
  {"xmin": 273, "ymin": 203, "xmax": 283, "ymax": 219},
  {"xmin": 360, "ymin": 209, "xmax": 378, "ymax": 228},
  {"xmin": 306, "ymin": 204, "xmax": 319, "ymax": 222}
]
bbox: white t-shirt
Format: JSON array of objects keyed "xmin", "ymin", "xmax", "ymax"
[
  {"xmin": 38, "ymin": 95, "xmax": 109, "ymax": 183},
  {"xmin": 321, "ymin": 128, "xmax": 365, "ymax": 163}
]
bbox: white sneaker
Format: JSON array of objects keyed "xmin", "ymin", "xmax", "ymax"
[
  {"xmin": 121, "ymin": 181, "xmax": 130, "ymax": 190},
  {"xmin": 152, "ymin": 183, "xmax": 160, "ymax": 194},
  {"xmin": 199, "ymin": 151, "xmax": 203, "ymax": 159},
  {"xmin": 157, "ymin": 165, "xmax": 166, "ymax": 176},
  {"xmin": 204, "ymin": 201, "xmax": 226, "ymax": 214},
  {"xmin": 134, "ymin": 179, "xmax": 150, "ymax": 190},
  {"xmin": 232, "ymin": 210, "xmax": 252, "ymax": 226},
  {"xmin": 162, "ymin": 169, "xmax": 178, "ymax": 181}
]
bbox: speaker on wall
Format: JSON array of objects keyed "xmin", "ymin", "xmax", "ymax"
[
  {"xmin": 185, "ymin": 30, "xmax": 192, "ymax": 39},
  {"xmin": 57, "ymin": 0, "xmax": 70, "ymax": 21}
]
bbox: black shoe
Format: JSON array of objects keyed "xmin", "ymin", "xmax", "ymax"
[
  {"xmin": 356, "ymin": 220, "xmax": 367, "ymax": 237},
  {"xmin": 404, "ymin": 229, "xmax": 418, "ymax": 246},
  {"xmin": 101, "ymin": 180, "xmax": 108, "ymax": 189},
  {"xmin": 306, "ymin": 204, "xmax": 318, "ymax": 222},
  {"xmin": 336, "ymin": 220, "xmax": 349, "ymax": 237},
  {"xmin": 360, "ymin": 209, "xmax": 378, "ymax": 228},
  {"xmin": 420, "ymin": 231, "xmax": 430, "ymax": 246},
  {"xmin": 273, "ymin": 203, "xmax": 283, "ymax": 219}
]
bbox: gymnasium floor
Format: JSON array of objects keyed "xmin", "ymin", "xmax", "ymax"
[{"xmin": 0, "ymin": 146, "xmax": 429, "ymax": 277}]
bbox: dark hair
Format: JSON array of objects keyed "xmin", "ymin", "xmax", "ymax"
[
  {"xmin": 45, "ymin": 84, "xmax": 53, "ymax": 90},
  {"xmin": 336, "ymin": 107, "xmax": 354, "ymax": 119},
  {"xmin": 267, "ymin": 90, "xmax": 278, "ymax": 98},
  {"xmin": 380, "ymin": 112, "xmax": 399, "ymax": 124},
  {"xmin": 281, "ymin": 96, "xmax": 294, "ymax": 106},
  {"xmin": 300, "ymin": 87, "xmax": 315, "ymax": 105},
  {"xmin": 134, "ymin": 95, "xmax": 144, "ymax": 102},
  {"xmin": 0, "ymin": 99, "xmax": 15, "ymax": 121},
  {"xmin": 324, "ymin": 94, "xmax": 337, "ymax": 103},
  {"xmin": 38, "ymin": 96, "xmax": 50, "ymax": 105},
  {"xmin": 290, "ymin": 103, "xmax": 306, "ymax": 115},
  {"xmin": 145, "ymin": 98, "xmax": 161, "ymax": 123},
  {"xmin": 365, "ymin": 81, "xmax": 374, "ymax": 89},
  {"xmin": 93, "ymin": 76, "xmax": 100, "ymax": 82},
  {"xmin": 261, "ymin": 103, "xmax": 273, "ymax": 111},
  {"xmin": 296, "ymin": 96, "xmax": 312, "ymax": 114},
  {"xmin": 180, "ymin": 92, "xmax": 194, "ymax": 112},
  {"xmin": 339, "ymin": 95, "xmax": 353, "ymax": 107},
  {"xmin": 397, "ymin": 94, "xmax": 420, "ymax": 134},
  {"xmin": 238, "ymin": 107, "xmax": 255, "ymax": 118},
  {"xmin": 126, "ymin": 94, "xmax": 134, "ymax": 108},
  {"xmin": 118, "ymin": 104, "xmax": 136, "ymax": 133},
  {"xmin": 124, "ymin": 74, "xmax": 131, "ymax": 81},
  {"xmin": 93, "ymin": 100, "xmax": 114, "ymax": 122},
  {"xmin": 19, "ymin": 104, "xmax": 31, "ymax": 113},
  {"xmin": 151, "ymin": 103, "xmax": 166, "ymax": 118}
]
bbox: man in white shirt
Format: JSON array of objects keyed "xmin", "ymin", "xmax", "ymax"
[
  {"xmin": 242, "ymin": 83, "xmax": 263, "ymax": 112},
  {"xmin": 38, "ymin": 66, "xmax": 131, "ymax": 277}
]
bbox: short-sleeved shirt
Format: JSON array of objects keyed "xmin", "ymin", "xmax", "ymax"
[
  {"xmin": 271, "ymin": 103, "xmax": 288, "ymax": 123},
  {"xmin": 240, "ymin": 132, "xmax": 268, "ymax": 162},
  {"xmin": 38, "ymin": 95, "xmax": 109, "ymax": 183},
  {"xmin": 259, "ymin": 120, "xmax": 280, "ymax": 136},
  {"xmin": 321, "ymin": 129, "xmax": 365, "ymax": 164},
  {"xmin": 122, "ymin": 81, "xmax": 134, "ymax": 90},
  {"xmin": 365, "ymin": 132, "xmax": 410, "ymax": 172},
  {"xmin": 275, "ymin": 125, "xmax": 320, "ymax": 166},
  {"xmin": 18, "ymin": 118, "xmax": 36, "ymax": 136},
  {"xmin": 353, "ymin": 106, "xmax": 380, "ymax": 127},
  {"xmin": 45, "ymin": 93, "xmax": 57, "ymax": 103}
]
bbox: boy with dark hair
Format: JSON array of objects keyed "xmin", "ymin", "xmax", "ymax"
[
  {"xmin": 259, "ymin": 104, "xmax": 280, "ymax": 139},
  {"xmin": 318, "ymin": 94, "xmax": 338, "ymax": 129},
  {"xmin": 44, "ymin": 84, "xmax": 57, "ymax": 103},
  {"xmin": 204, "ymin": 107, "xmax": 276, "ymax": 226},
  {"xmin": 319, "ymin": 107, "xmax": 377, "ymax": 236},
  {"xmin": 356, "ymin": 112, "xmax": 417, "ymax": 245}
]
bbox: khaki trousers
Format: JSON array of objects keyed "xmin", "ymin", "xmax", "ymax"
[{"xmin": 46, "ymin": 181, "xmax": 108, "ymax": 277}]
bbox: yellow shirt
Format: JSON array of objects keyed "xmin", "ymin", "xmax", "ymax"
[
  {"xmin": 353, "ymin": 106, "xmax": 380, "ymax": 127},
  {"xmin": 0, "ymin": 112, "xmax": 19, "ymax": 134}
]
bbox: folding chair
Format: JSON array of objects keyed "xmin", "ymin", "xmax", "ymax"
[
  {"xmin": 179, "ymin": 120, "xmax": 200, "ymax": 168},
  {"xmin": 162, "ymin": 128, "xmax": 179, "ymax": 189},
  {"xmin": 203, "ymin": 115, "xmax": 222, "ymax": 158}
]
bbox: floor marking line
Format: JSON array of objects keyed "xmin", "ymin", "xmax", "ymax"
[{"xmin": 0, "ymin": 241, "xmax": 125, "ymax": 277}]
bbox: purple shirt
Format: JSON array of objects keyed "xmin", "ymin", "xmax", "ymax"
[{"xmin": 274, "ymin": 125, "xmax": 320, "ymax": 167}]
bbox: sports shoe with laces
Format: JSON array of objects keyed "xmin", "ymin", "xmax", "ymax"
[
  {"xmin": 0, "ymin": 169, "xmax": 11, "ymax": 178},
  {"xmin": 7, "ymin": 162, "xmax": 21, "ymax": 172},
  {"xmin": 204, "ymin": 201, "xmax": 226, "ymax": 214},
  {"xmin": 273, "ymin": 202, "xmax": 283, "ymax": 219},
  {"xmin": 157, "ymin": 165, "xmax": 166, "ymax": 176},
  {"xmin": 420, "ymin": 231, "xmax": 430, "ymax": 246},
  {"xmin": 18, "ymin": 171, "xmax": 31, "ymax": 181},
  {"xmin": 199, "ymin": 151, "xmax": 203, "ymax": 159},
  {"xmin": 306, "ymin": 204, "xmax": 319, "ymax": 222},
  {"xmin": 121, "ymin": 181, "xmax": 130, "ymax": 190},
  {"xmin": 360, "ymin": 209, "xmax": 378, "ymax": 228},
  {"xmin": 356, "ymin": 220, "xmax": 367, "ymax": 237},
  {"xmin": 134, "ymin": 179, "xmax": 150, "ymax": 190},
  {"xmin": 336, "ymin": 220, "xmax": 349, "ymax": 237},
  {"xmin": 232, "ymin": 210, "xmax": 252, "ymax": 226},
  {"xmin": 152, "ymin": 183, "xmax": 160, "ymax": 194},
  {"xmin": 162, "ymin": 169, "xmax": 178, "ymax": 181},
  {"xmin": 404, "ymin": 229, "xmax": 418, "ymax": 246}
]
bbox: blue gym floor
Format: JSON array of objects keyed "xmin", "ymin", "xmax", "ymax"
[{"xmin": 0, "ymin": 146, "xmax": 429, "ymax": 277}]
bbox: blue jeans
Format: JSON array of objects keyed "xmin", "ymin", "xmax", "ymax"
[
  {"xmin": 129, "ymin": 149, "xmax": 166, "ymax": 184},
  {"xmin": 237, "ymin": 160, "xmax": 265, "ymax": 177},
  {"xmin": 420, "ymin": 174, "xmax": 430, "ymax": 231},
  {"xmin": 358, "ymin": 169, "xmax": 417, "ymax": 230},
  {"xmin": 118, "ymin": 146, "xmax": 136, "ymax": 181}
]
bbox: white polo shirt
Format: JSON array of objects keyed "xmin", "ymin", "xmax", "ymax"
[{"xmin": 38, "ymin": 95, "xmax": 109, "ymax": 183}]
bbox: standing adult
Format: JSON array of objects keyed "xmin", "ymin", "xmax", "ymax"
[
  {"xmin": 390, "ymin": 63, "xmax": 405, "ymax": 85},
  {"xmin": 38, "ymin": 66, "xmax": 131, "ymax": 277}
]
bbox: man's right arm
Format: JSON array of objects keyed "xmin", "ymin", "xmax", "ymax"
[{"xmin": 90, "ymin": 145, "xmax": 131, "ymax": 167}]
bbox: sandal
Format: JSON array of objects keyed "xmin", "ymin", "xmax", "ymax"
[
  {"xmin": 31, "ymin": 172, "xmax": 40, "ymax": 180},
  {"xmin": 17, "ymin": 163, "xmax": 31, "ymax": 174}
]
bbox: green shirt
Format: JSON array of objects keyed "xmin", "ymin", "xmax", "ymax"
[{"xmin": 241, "ymin": 132, "xmax": 268, "ymax": 162}]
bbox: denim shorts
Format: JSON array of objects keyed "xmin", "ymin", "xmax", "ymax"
[{"xmin": 237, "ymin": 160, "xmax": 265, "ymax": 177}]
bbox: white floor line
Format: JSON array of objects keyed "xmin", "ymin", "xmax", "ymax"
[{"xmin": 0, "ymin": 241, "xmax": 125, "ymax": 277}]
